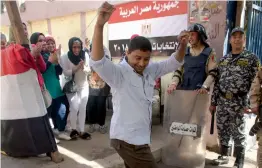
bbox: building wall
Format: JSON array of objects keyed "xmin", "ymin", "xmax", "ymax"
[
  {"xmin": 0, "ymin": 25, "xmax": 9, "ymax": 40},
  {"xmin": 42, "ymin": 10, "xmax": 109, "ymax": 52},
  {"xmin": 85, "ymin": 10, "xmax": 109, "ymax": 48},
  {"xmin": 188, "ymin": 1, "xmax": 227, "ymax": 59},
  {"xmin": 30, "ymin": 19, "xmax": 48, "ymax": 36},
  {"xmin": 0, "ymin": 10, "xmax": 108, "ymax": 52},
  {"xmin": 1, "ymin": 1, "xmax": 129, "ymax": 26},
  {"xmin": 50, "ymin": 13, "xmax": 81, "ymax": 52}
]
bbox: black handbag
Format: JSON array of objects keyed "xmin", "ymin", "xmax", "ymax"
[{"xmin": 63, "ymin": 74, "xmax": 77, "ymax": 94}]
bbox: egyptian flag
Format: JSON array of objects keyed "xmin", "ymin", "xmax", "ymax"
[
  {"xmin": 108, "ymin": 1, "xmax": 188, "ymax": 57},
  {"xmin": 1, "ymin": 44, "xmax": 57, "ymax": 157}
]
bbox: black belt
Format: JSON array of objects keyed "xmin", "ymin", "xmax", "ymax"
[{"xmin": 219, "ymin": 90, "xmax": 247, "ymax": 99}]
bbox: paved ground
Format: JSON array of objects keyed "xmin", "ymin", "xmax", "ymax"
[
  {"xmin": 158, "ymin": 145, "xmax": 258, "ymax": 168},
  {"xmin": 1, "ymin": 119, "xmax": 258, "ymax": 168},
  {"xmin": 1, "ymin": 128, "xmax": 114, "ymax": 168},
  {"xmin": 0, "ymin": 121, "xmax": 163, "ymax": 168}
]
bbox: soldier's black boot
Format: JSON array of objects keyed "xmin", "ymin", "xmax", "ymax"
[
  {"xmin": 211, "ymin": 145, "xmax": 230, "ymax": 165},
  {"xmin": 232, "ymin": 147, "xmax": 245, "ymax": 168}
]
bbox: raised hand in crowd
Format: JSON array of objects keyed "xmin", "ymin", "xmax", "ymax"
[
  {"xmin": 48, "ymin": 53, "xmax": 57, "ymax": 64},
  {"xmin": 175, "ymin": 30, "xmax": 189, "ymax": 62},
  {"xmin": 178, "ymin": 30, "xmax": 189, "ymax": 46},
  {"xmin": 48, "ymin": 44, "xmax": 62, "ymax": 64},
  {"xmin": 57, "ymin": 44, "xmax": 62, "ymax": 56},
  {"xmin": 72, "ymin": 59, "xmax": 84, "ymax": 73},
  {"xmin": 92, "ymin": 2, "xmax": 115, "ymax": 62},
  {"xmin": 31, "ymin": 42, "xmax": 42, "ymax": 58},
  {"xmin": 96, "ymin": 2, "xmax": 116, "ymax": 27}
]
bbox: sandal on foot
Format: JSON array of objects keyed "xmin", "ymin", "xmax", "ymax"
[
  {"xmin": 79, "ymin": 132, "xmax": 91, "ymax": 140},
  {"xmin": 70, "ymin": 130, "xmax": 79, "ymax": 139}
]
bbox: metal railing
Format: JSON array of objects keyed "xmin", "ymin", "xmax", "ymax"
[{"xmin": 246, "ymin": 1, "xmax": 262, "ymax": 61}]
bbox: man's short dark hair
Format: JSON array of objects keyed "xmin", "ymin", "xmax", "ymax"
[{"xmin": 128, "ymin": 36, "xmax": 152, "ymax": 53}]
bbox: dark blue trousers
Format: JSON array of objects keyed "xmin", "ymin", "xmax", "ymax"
[{"xmin": 47, "ymin": 95, "xmax": 69, "ymax": 132}]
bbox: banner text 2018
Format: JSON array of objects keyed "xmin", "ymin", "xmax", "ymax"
[{"xmin": 109, "ymin": 36, "xmax": 179, "ymax": 57}]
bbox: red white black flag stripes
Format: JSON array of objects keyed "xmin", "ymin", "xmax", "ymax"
[{"xmin": 1, "ymin": 45, "xmax": 57, "ymax": 157}]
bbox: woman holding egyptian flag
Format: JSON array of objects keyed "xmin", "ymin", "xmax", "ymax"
[
  {"xmin": 0, "ymin": 23, "xmax": 63, "ymax": 163},
  {"xmin": 32, "ymin": 34, "xmax": 71, "ymax": 141}
]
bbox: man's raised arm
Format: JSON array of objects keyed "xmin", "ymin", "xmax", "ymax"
[
  {"xmin": 89, "ymin": 2, "xmax": 123, "ymax": 88},
  {"xmin": 149, "ymin": 31, "xmax": 189, "ymax": 79},
  {"xmin": 91, "ymin": 2, "xmax": 115, "ymax": 61}
]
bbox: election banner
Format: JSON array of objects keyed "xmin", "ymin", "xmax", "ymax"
[{"xmin": 108, "ymin": 1, "xmax": 188, "ymax": 57}]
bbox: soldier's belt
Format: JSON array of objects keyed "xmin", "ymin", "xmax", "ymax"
[{"xmin": 219, "ymin": 90, "xmax": 247, "ymax": 99}]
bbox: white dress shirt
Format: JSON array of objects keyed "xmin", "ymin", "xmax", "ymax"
[{"xmin": 89, "ymin": 53, "xmax": 183, "ymax": 145}]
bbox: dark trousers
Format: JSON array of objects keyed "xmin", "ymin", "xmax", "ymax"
[
  {"xmin": 47, "ymin": 95, "xmax": 69, "ymax": 132},
  {"xmin": 111, "ymin": 139, "xmax": 158, "ymax": 168},
  {"xmin": 86, "ymin": 95, "xmax": 107, "ymax": 126}
]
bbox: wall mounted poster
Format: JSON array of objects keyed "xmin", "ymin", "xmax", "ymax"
[
  {"xmin": 189, "ymin": 0, "xmax": 226, "ymax": 59},
  {"xmin": 108, "ymin": 1, "xmax": 188, "ymax": 57}
]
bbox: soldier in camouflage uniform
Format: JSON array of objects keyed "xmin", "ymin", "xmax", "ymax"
[
  {"xmin": 249, "ymin": 67, "xmax": 262, "ymax": 168},
  {"xmin": 209, "ymin": 27, "xmax": 260, "ymax": 168}
]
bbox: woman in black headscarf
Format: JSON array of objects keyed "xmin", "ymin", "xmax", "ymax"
[
  {"xmin": 60, "ymin": 37, "xmax": 91, "ymax": 140},
  {"xmin": 29, "ymin": 32, "xmax": 48, "ymax": 76}
]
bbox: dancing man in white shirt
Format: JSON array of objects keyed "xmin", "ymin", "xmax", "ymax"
[{"xmin": 90, "ymin": 2, "xmax": 189, "ymax": 168}]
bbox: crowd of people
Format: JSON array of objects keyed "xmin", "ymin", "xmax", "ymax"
[
  {"xmin": 1, "ymin": 25, "xmax": 113, "ymax": 138},
  {"xmin": 1, "ymin": 1, "xmax": 262, "ymax": 168},
  {"xmin": 0, "ymin": 14, "xmax": 113, "ymax": 162}
]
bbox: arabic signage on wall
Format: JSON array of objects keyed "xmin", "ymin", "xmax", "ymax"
[
  {"xmin": 108, "ymin": 1, "xmax": 188, "ymax": 57},
  {"xmin": 189, "ymin": 1, "xmax": 227, "ymax": 59}
]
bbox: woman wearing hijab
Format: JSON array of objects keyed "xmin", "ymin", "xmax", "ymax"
[
  {"xmin": 60, "ymin": 37, "xmax": 91, "ymax": 140},
  {"xmin": 29, "ymin": 32, "xmax": 47, "ymax": 74},
  {"xmin": 40, "ymin": 36, "xmax": 71, "ymax": 140},
  {"xmin": 30, "ymin": 33, "xmax": 61, "ymax": 143},
  {"xmin": 1, "ymin": 24, "xmax": 63, "ymax": 163}
]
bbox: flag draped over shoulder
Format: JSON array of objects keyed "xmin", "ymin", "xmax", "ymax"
[{"xmin": 1, "ymin": 44, "xmax": 57, "ymax": 157}]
